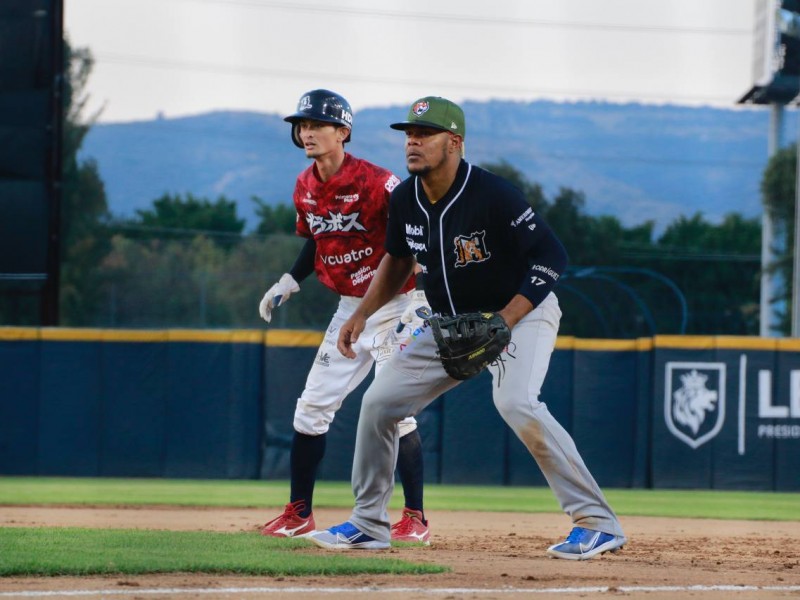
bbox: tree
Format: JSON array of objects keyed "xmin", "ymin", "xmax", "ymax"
[
  {"xmin": 652, "ymin": 213, "xmax": 760, "ymax": 334},
  {"xmin": 481, "ymin": 160, "xmax": 549, "ymax": 213},
  {"xmin": 253, "ymin": 198, "xmax": 297, "ymax": 235},
  {"xmin": 58, "ymin": 43, "xmax": 112, "ymax": 325},
  {"xmin": 761, "ymin": 143, "xmax": 796, "ymax": 334},
  {"xmin": 120, "ymin": 193, "xmax": 246, "ymax": 250}
]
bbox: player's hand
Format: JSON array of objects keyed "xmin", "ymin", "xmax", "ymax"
[
  {"xmin": 396, "ymin": 290, "xmax": 432, "ymax": 333},
  {"xmin": 258, "ymin": 273, "xmax": 300, "ymax": 323},
  {"xmin": 337, "ymin": 313, "xmax": 367, "ymax": 359}
]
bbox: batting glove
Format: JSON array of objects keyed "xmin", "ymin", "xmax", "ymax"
[
  {"xmin": 396, "ymin": 290, "xmax": 433, "ymax": 333},
  {"xmin": 258, "ymin": 273, "xmax": 300, "ymax": 323}
]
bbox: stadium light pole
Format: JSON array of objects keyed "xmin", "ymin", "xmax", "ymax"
[
  {"xmin": 765, "ymin": 103, "xmax": 783, "ymax": 337},
  {"xmin": 738, "ymin": 0, "xmax": 800, "ymax": 337}
]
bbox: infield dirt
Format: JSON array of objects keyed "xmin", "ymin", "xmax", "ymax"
[{"xmin": 1, "ymin": 506, "xmax": 799, "ymax": 599}]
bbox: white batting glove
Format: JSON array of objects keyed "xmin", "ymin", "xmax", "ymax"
[
  {"xmin": 258, "ymin": 273, "xmax": 300, "ymax": 323},
  {"xmin": 396, "ymin": 290, "xmax": 432, "ymax": 333}
]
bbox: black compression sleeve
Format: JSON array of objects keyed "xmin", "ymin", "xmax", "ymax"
[{"xmin": 289, "ymin": 237, "xmax": 316, "ymax": 283}]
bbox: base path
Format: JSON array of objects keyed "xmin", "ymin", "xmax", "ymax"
[{"xmin": 1, "ymin": 506, "xmax": 799, "ymax": 599}]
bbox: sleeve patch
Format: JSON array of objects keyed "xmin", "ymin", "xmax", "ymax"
[
  {"xmin": 530, "ymin": 263, "xmax": 560, "ymax": 282},
  {"xmin": 510, "ymin": 207, "xmax": 534, "ymax": 228},
  {"xmin": 385, "ymin": 174, "xmax": 401, "ymax": 193}
]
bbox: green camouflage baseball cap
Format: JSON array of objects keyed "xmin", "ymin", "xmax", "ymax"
[{"xmin": 390, "ymin": 96, "xmax": 465, "ymax": 138}]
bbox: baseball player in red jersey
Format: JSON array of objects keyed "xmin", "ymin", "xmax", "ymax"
[{"xmin": 258, "ymin": 89, "xmax": 431, "ymax": 543}]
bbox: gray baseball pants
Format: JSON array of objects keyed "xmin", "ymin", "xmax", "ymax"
[{"xmin": 348, "ymin": 293, "xmax": 625, "ymax": 542}]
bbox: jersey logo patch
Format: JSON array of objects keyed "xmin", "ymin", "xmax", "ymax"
[
  {"xmin": 453, "ymin": 231, "xmax": 491, "ymax": 268},
  {"xmin": 306, "ymin": 210, "xmax": 367, "ymax": 235}
]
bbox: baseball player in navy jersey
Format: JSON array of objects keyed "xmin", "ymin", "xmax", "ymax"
[
  {"xmin": 258, "ymin": 89, "xmax": 431, "ymax": 543},
  {"xmin": 309, "ymin": 96, "xmax": 627, "ymax": 560}
]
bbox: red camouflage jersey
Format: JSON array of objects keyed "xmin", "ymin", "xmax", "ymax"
[{"xmin": 294, "ymin": 153, "xmax": 415, "ymax": 297}]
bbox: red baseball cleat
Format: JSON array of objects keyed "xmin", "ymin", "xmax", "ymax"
[
  {"xmin": 390, "ymin": 508, "xmax": 430, "ymax": 545},
  {"xmin": 260, "ymin": 500, "xmax": 316, "ymax": 538}
]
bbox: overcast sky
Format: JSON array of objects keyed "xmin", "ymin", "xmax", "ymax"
[{"xmin": 65, "ymin": 0, "xmax": 760, "ymax": 123}]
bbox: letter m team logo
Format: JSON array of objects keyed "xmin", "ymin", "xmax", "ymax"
[
  {"xmin": 664, "ymin": 361, "xmax": 726, "ymax": 449},
  {"xmin": 453, "ymin": 231, "xmax": 491, "ymax": 268}
]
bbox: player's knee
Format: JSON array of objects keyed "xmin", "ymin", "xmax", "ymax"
[
  {"xmin": 361, "ymin": 389, "xmax": 399, "ymax": 426},
  {"xmin": 493, "ymin": 391, "xmax": 544, "ymax": 422},
  {"xmin": 293, "ymin": 406, "xmax": 333, "ymax": 435},
  {"xmin": 294, "ymin": 396, "xmax": 339, "ymax": 434}
]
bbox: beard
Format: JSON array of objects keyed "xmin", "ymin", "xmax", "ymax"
[{"xmin": 407, "ymin": 163, "xmax": 431, "ymax": 176}]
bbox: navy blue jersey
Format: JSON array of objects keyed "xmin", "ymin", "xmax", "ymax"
[{"xmin": 385, "ymin": 161, "xmax": 568, "ymax": 316}]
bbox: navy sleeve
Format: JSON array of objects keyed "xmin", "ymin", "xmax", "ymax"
[
  {"xmin": 518, "ymin": 216, "xmax": 568, "ymax": 307},
  {"xmin": 289, "ymin": 237, "xmax": 316, "ymax": 283},
  {"xmin": 499, "ymin": 191, "xmax": 568, "ymax": 308}
]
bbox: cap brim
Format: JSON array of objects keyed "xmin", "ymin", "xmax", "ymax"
[{"xmin": 390, "ymin": 120, "xmax": 451, "ymax": 132}]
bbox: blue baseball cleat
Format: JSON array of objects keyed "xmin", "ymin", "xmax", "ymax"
[
  {"xmin": 308, "ymin": 521, "xmax": 390, "ymax": 550},
  {"xmin": 546, "ymin": 526, "xmax": 627, "ymax": 560}
]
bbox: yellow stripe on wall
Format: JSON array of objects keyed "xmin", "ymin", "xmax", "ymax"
[
  {"xmin": 653, "ymin": 335, "xmax": 778, "ymax": 351},
  {"xmin": 0, "ymin": 327, "xmax": 39, "ymax": 341},
  {"xmin": 265, "ymin": 330, "xmax": 324, "ymax": 347},
  {"xmin": 2, "ymin": 327, "xmax": 799, "ymax": 352}
]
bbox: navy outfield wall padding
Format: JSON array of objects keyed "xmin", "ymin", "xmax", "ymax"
[
  {"xmin": 164, "ymin": 334, "xmax": 263, "ymax": 479},
  {"xmin": 163, "ymin": 341, "xmax": 230, "ymax": 478},
  {"xmin": 713, "ymin": 348, "xmax": 775, "ymax": 491},
  {"xmin": 226, "ymin": 339, "xmax": 264, "ymax": 479},
  {"xmin": 650, "ymin": 337, "xmax": 800, "ymax": 492},
  {"xmin": 99, "ymin": 339, "xmax": 168, "ymax": 477},
  {"xmin": 0, "ymin": 331, "xmax": 39, "ymax": 474},
  {"xmin": 37, "ymin": 339, "xmax": 103, "ymax": 476},
  {"xmin": 4, "ymin": 328, "xmax": 800, "ymax": 490},
  {"xmin": 260, "ymin": 344, "xmax": 317, "ymax": 480},
  {"xmin": 571, "ymin": 341, "xmax": 640, "ymax": 488},
  {"xmin": 773, "ymin": 347, "xmax": 800, "ymax": 491},
  {"xmin": 631, "ymin": 343, "xmax": 653, "ymax": 488},
  {"xmin": 5, "ymin": 329, "xmax": 264, "ymax": 479},
  {"xmin": 652, "ymin": 343, "xmax": 718, "ymax": 489}
]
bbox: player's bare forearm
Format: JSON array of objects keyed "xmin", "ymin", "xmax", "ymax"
[
  {"xmin": 498, "ymin": 294, "xmax": 534, "ymax": 330},
  {"xmin": 336, "ymin": 254, "xmax": 415, "ymax": 359}
]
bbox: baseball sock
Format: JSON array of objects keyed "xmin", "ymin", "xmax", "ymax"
[
  {"xmin": 397, "ymin": 429, "xmax": 426, "ymax": 522},
  {"xmin": 289, "ymin": 431, "xmax": 326, "ymax": 518}
]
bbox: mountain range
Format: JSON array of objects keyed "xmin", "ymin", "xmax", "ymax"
[{"xmin": 79, "ymin": 99, "xmax": 794, "ymax": 234}]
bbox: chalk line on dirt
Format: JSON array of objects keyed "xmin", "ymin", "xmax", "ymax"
[{"xmin": 2, "ymin": 584, "xmax": 800, "ymax": 597}]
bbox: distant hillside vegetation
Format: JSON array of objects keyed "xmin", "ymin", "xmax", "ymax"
[{"xmin": 80, "ymin": 100, "xmax": 787, "ymax": 232}]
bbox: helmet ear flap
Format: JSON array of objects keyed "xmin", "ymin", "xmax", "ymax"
[{"xmin": 291, "ymin": 123, "xmax": 303, "ymax": 148}]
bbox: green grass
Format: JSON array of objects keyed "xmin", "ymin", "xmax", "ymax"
[
  {"xmin": 1, "ymin": 476, "xmax": 798, "ymax": 521},
  {"xmin": 0, "ymin": 528, "xmax": 444, "ymax": 577},
  {"xmin": 0, "ymin": 477, "xmax": 797, "ymax": 577}
]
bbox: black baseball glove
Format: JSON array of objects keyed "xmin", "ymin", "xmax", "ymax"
[{"xmin": 429, "ymin": 312, "xmax": 511, "ymax": 380}]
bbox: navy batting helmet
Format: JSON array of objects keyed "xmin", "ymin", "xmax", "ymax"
[{"xmin": 284, "ymin": 89, "xmax": 353, "ymax": 148}]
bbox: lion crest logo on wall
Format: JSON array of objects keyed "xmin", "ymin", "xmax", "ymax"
[{"xmin": 664, "ymin": 362, "xmax": 726, "ymax": 449}]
